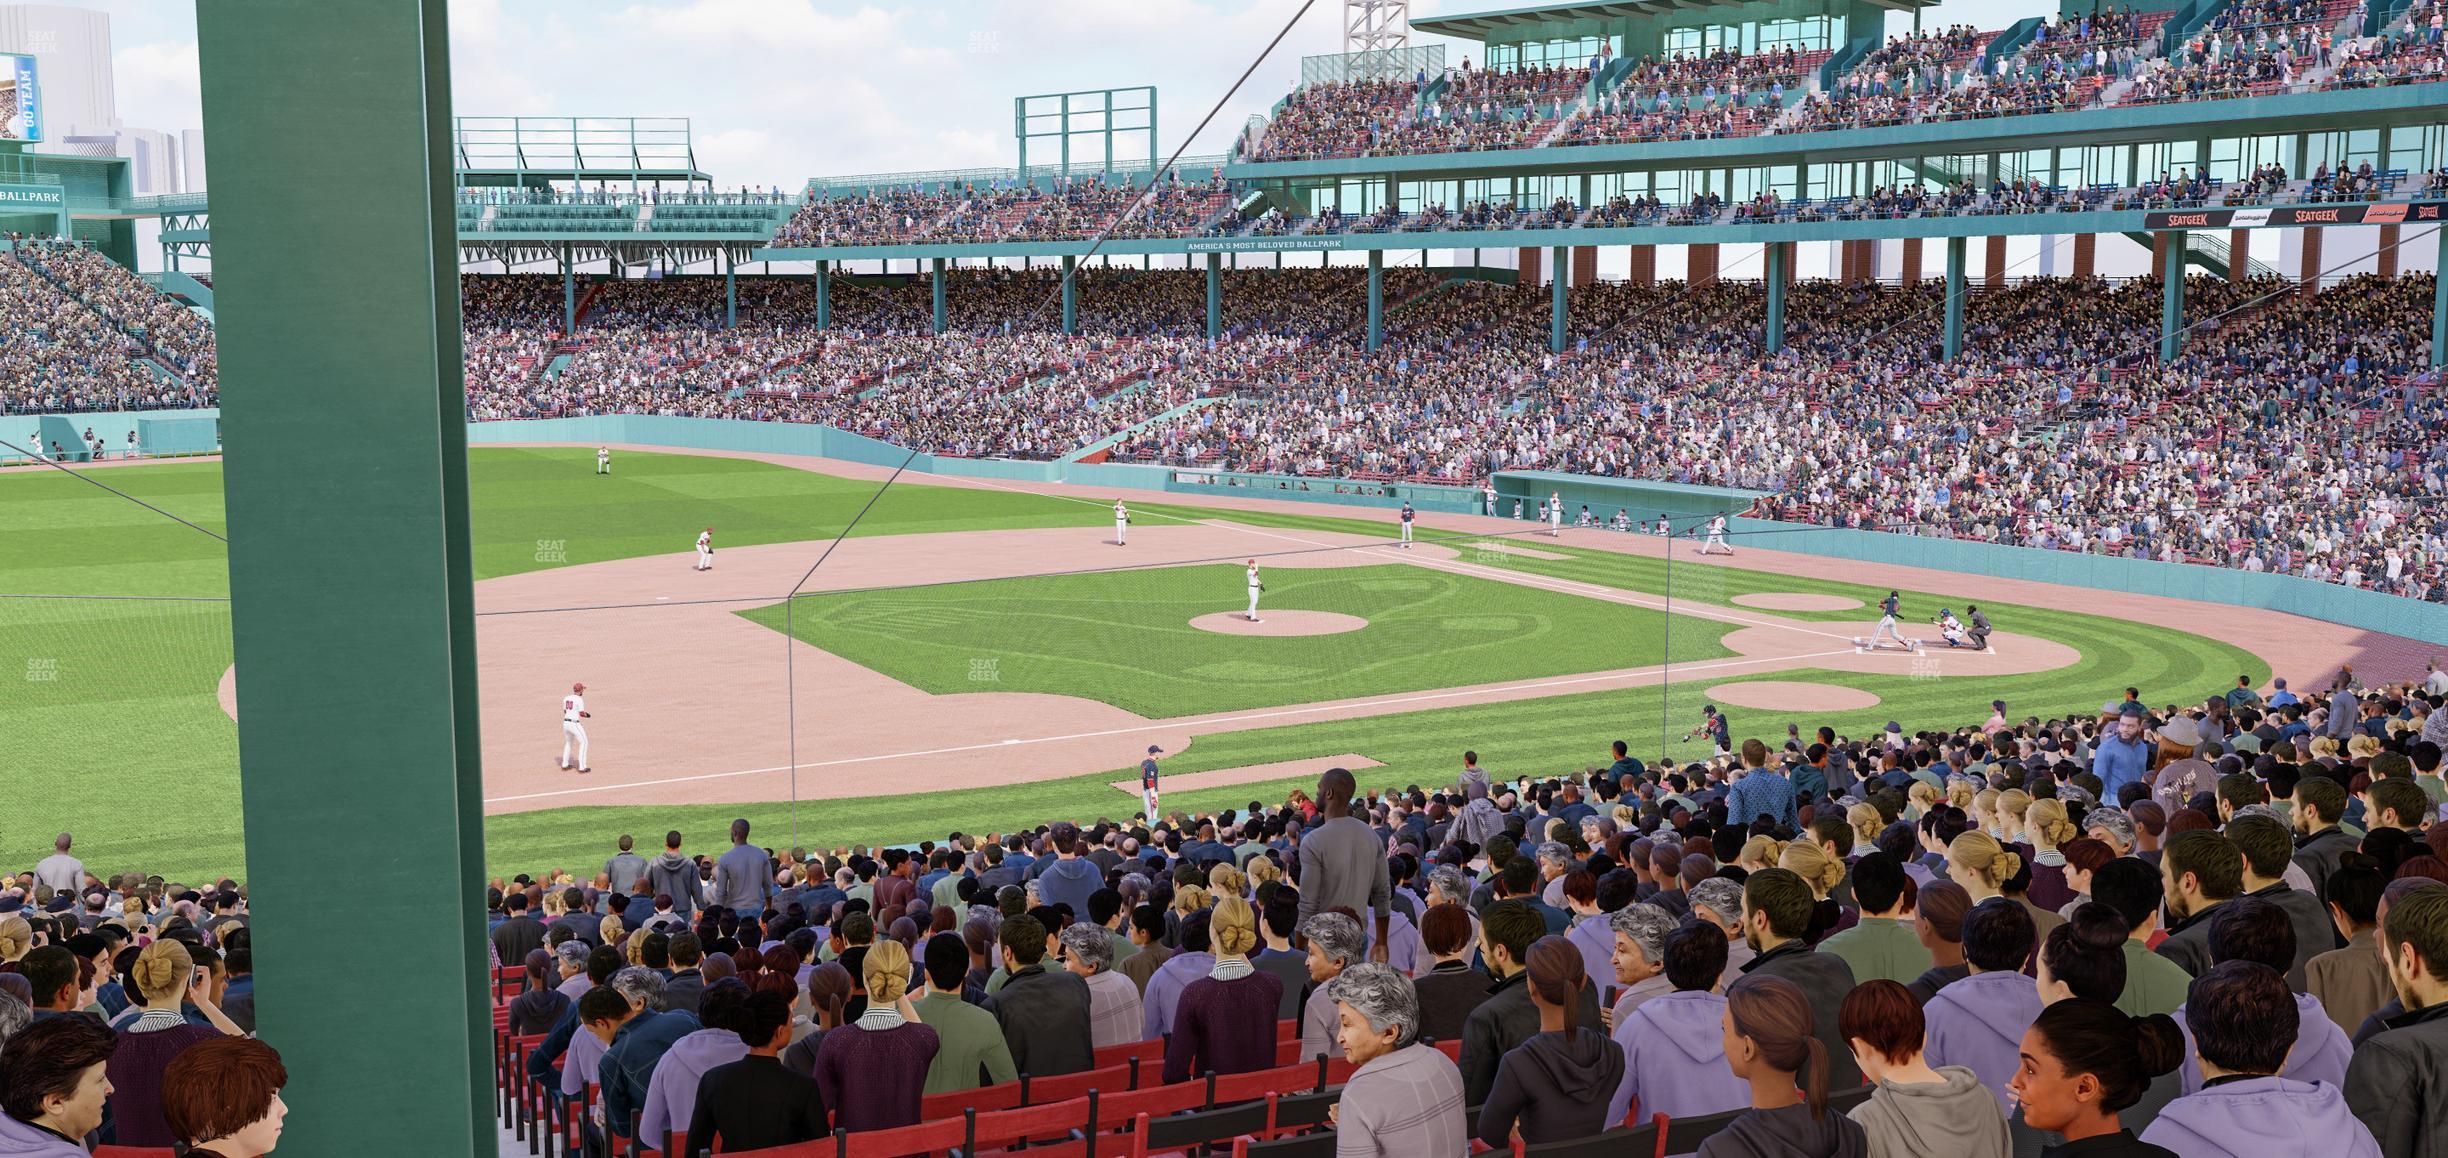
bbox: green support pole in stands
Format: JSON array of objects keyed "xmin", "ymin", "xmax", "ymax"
[
  {"xmin": 1943, "ymin": 236, "xmax": 1967, "ymax": 361},
  {"xmin": 2160, "ymin": 236, "xmax": 2186, "ymax": 362},
  {"xmin": 561, "ymin": 244, "xmax": 574, "ymax": 336},
  {"xmin": 197, "ymin": 1, "xmax": 490, "ymax": 1152},
  {"xmin": 2433, "ymin": 228, "xmax": 2447, "ymax": 367},
  {"xmin": 1550, "ymin": 244, "xmax": 1568, "ymax": 354},
  {"xmin": 1764, "ymin": 242, "xmax": 1787, "ymax": 355},
  {"xmin": 1061, "ymin": 255, "xmax": 1078, "ymax": 335},
  {"xmin": 723, "ymin": 250, "xmax": 736, "ymax": 329},
  {"xmin": 815, "ymin": 259, "xmax": 830, "ymax": 331},
  {"xmin": 931, "ymin": 256, "xmax": 947, "ymax": 334},
  {"xmin": 1366, "ymin": 249, "xmax": 1384, "ymax": 353},
  {"xmin": 1205, "ymin": 251, "xmax": 1221, "ymax": 341}
]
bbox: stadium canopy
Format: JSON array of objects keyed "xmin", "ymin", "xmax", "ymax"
[
  {"xmin": 452, "ymin": 116, "xmax": 712, "ymax": 189},
  {"xmin": 1411, "ymin": 0, "xmax": 1936, "ymax": 43}
]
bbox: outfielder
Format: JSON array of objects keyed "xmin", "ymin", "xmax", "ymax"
[
  {"xmin": 560, "ymin": 681, "xmax": 592, "ymax": 773},
  {"xmin": 1398, "ymin": 501, "xmax": 1415, "ymax": 548},
  {"xmin": 1114, "ymin": 500, "xmax": 1130, "ymax": 546},
  {"xmin": 1702, "ymin": 514, "xmax": 1733, "ymax": 555},
  {"xmin": 1867, "ymin": 590, "xmax": 1917, "ymax": 651},
  {"xmin": 694, "ymin": 527, "xmax": 715, "ymax": 571},
  {"xmin": 596, "ymin": 446, "xmax": 611, "ymax": 475},
  {"xmin": 1139, "ymin": 745, "xmax": 1164, "ymax": 819},
  {"xmin": 1245, "ymin": 559, "xmax": 1264, "ymax": 622}
]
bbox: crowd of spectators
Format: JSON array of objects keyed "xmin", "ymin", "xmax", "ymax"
[
  {"xmin": 0, "ymin": 250, "xmax": 204, "ymax": 417},
  {"xmin": 16, "ymin": 665, "xmax": 2448, "ymax": 1157},
  {"xmin": 771, "ymin": 171, "xmax": 1238, "ymax": 248}
]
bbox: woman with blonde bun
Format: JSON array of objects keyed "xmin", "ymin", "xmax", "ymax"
[
  {"xmin": 1739, "ymin": 836, "xmax": 1788, "ymax": 874},
  {"xmin": 812, "ymin": 937, "xmax": 936, "ymax": 1132},
  {"xmin": 0, "ymin": 916, "xmax": 30, "ymax": 965},
  {"xmin": 107, "ymin": 938, "xmax": 244, "ymax": 1148},
  {"xmin": 2021, "ymin": 799, "xmax": 2081, "ymax": 911},
  {"xmin": 1845, "ymin": 804, "xmax": 1885, "ymax": 858},
  {"xmin": 1994, "ymin": 789, "xmax": 2032, "ymax": 844},
  {"xmin": 1905, "ymin": 782, "xmax": 1936, "ymax": 822},
  {"xmin": 1164, "ymin": 894, "xmax": 1284, "ymax": 1085},
  {"xmin": 1780, "ymin": 840, "xmax": 1851, "ymax": 945},
  {"xmin": 1944, "ymin": 832, "xmax": 2020, "ymax": 903}
]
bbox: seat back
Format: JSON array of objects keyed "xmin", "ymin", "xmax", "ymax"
[
  {"xmin": 1230, "ymin": 1130, "xmax": 1340, "ymax": 1158},
  {"xmin": 919, "ymin": 1078, "xmax": 1023, "ymax": 1123},
  {"xmin": 1208, "ymin": 1061, "xmax": 1317, "ymax": 1106},
  {"xmin": 1268, "ymin": 1088, "xmax": 1340, "ymax": 1133},
  {"xmin": 1659, "ymin": 1107, "xmax": 1746, "ymax": 1156},
  {"xmin": 1092, "ymin": 1077, "xmax": 1208, "ymax": 1135},
  {"xmin": 1023, "ymin": 1062, "xmax": 1135, "ymax": 1105},
  {"xmin": 830, "ymin": 1116, "xmax": 968, "ymax": 1158},
  {"xmin": 1092, "ymin": 1037, "xmax": 1163, "ymax": 1072},
  {"xmin": 93, "ymin": 1148, "xmax": 179, "ymax": 1158},
  {"xmin": 968, "ymin": 1093, "xmax": 1096, "ymax": 1152},
  {"xmin": 1519, "ymin": 1122, "xmax": 1662, "ymax": 1158},
  {"xmin": 1137, "ymin": 1099, "xmax": 1271, "ymax": 1155}
]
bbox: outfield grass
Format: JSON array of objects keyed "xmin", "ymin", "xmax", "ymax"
[
  {"xmin": 3, "ymin": 448, "xmax": 2269, "ymax": 881},
  {"xmin": 741, "ymin": 563, "xmax": 1731, "ymax": 717}
]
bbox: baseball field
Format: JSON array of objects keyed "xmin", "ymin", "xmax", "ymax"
[{"xmin": 15, "ymin": 442, "xmax": 2392, "ymax": 884}]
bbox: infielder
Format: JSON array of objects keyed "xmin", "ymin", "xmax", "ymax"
[
  {"xmin": 695, "ymin": 526, "xmax": 714, "ymax": 571},
  {"xmin": 1245, "ymin": 559, "xmax": 1264, "ymax": 622},
  {"xmin": 1868, "ymin": 590, "xmax": 1917, "ymax": 651},
  {"xmin": 1139, "ymin": 744, "xmax": 1164, "ymax": 819},
  {"xmin": 1114, "ymin": 500, "xmax": 1130, "ymax": 546},
  {"xmin": 1702, "ymin": 514, "xmax": 1733, "ymax": 555},
  {"xmin": 596, "ymin": 446, "xmax": 611, "ymax": 475},
  {"xmin": 1398, "ymin": 501, "xmax": 1415, "ymax": 548},
  {"xmin": 560, "ymin": 681, "xmax": 592, "ymax": 772},
  {"xmin": 1547, "ymin": 492, "xmax": 1564, "ymax": 537},
  {"xmin": 1483, "ymin": 484, "xmax": 1497, "ymax": 516}
]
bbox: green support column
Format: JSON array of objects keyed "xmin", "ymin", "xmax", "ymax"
[
  {"xmin": 1943, "ymin": 236, "xmax": 1967, "ymax": 360},
  {"xmin": 1549, "ymin": 244, "xmax": 1568, "ymax": 354},
  {"xmin": 197, "ymin": 2, "xmax": 489, "ymax": 1153},
  {"xmin": 1366, "ymin": 249, "xmax": 1384, "ymax": 353},
  {"xmin": 2160, "ymin": 235, "xmax": 2186, "ymax": 362},
  {"xmin": 815, "ymin": 259, "xmax": 830, "ymax": 331},
  {"xmin": 931, "ymin": 256, "xmax": 947, "ymax": 334},
  {"xmin": 1764, "ymin": 242, "xmax": 1787, "ymax": 355},
  {"xmin": 1205, "ymin": 251, "xmax": 1221, "ymax": 341},
  {"xmin": 723, "ymin": 250, "xmax": 736, "ymax": 329},
  {"xmin": 1060, "ymin": 255, "xmax": 1078, "ymax": 335},
  {"xmin": 2434, "ymin": 228, "xmax": 2448, "ymax": 367},
  {"xmin": 561, "ymin": 245, "xmax": 574, "ymax": 336}
]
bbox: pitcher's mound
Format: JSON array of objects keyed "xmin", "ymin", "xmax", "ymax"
[
  {"xmin": 1190, "ymin": 611, "xmax": 1369, "ymax": 637},
  {"xmin": 1708, "ymin": 681, "xmax": 1881, "ymax": 712},
  {"xmin": 1732, "ymin": 593, "xmax": 1864, "ymax": 611}
]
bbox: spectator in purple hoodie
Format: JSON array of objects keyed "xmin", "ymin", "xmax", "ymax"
[
  {"xmin": 637, "ymin": 978, "xmax": 752, "ymax": 1148},
  {"xmin": 2139, "ymin": 961, "xmax": 2380, "ymax": 1158},
  {"xmin": 2168, "ymin": 897, "xmax": 2352, "ymax": 1093},
  {"xmin": 1921, "ymin": 898, "xmax": 2041, "ymax": 1112},
  {"xmin": 1608, "ymin": 921, "xmax": 1748, "ymax": 1126}
]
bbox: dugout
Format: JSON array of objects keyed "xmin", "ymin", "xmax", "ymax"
[{"xmin": 1491, "ymin": 469, "xmax": 1764, "ymax": 531}]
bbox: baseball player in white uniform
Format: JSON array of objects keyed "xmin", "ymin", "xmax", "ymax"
[
  {"xmin": 1245, "ymin": 560, "xmax": 1264, "ymax": 622},
  {"xmin": 1398, "ymin": 501, "xmax": 1415, "ymax": 547},
  {"xmin": 1483, "ymin": 484, "xmax": 1497, "ymax": 516},
  {"xmin": 560, "ymin": 681, "xmax": 592, "ymax": 772},
  {"xmin": 1114, "ymin": 500, "xmax": 1130, "ymax": 546},
  {"xmin": 596, "ymin": 446, "xmax": 611, "ymax": 475},
  {"xmin": 1547, "ymin": 493, "xmax": 1564, "ymax": 537},
  {"xmin": 694, "ymin": 527, "xmax": 714, "ymax": 571},
  {"xmin": 1702, "ymin": 514, "xmax": 1733, "ymax": 555}
]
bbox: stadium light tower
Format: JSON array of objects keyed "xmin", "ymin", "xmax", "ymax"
[{"xmin": 1345, "ymin": 0, "xmax": 1409, "ymax": 80}]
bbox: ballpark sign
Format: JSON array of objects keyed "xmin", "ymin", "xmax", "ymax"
[
  {"xmin": 0, "ymin": 183, "xmax": 65, "ymax": 208},
  {"xmin": 2143, "ymin": 200, "xmax": 2448, "ymax": 230},
  {"xmin": 1184, "ymin": 236, "xmax": 1347, "ymax": 253}
]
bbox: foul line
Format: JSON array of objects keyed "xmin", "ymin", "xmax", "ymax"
[{"xmin": 481, "ymin": 645, "xmax": 1860, "ymax": 805}]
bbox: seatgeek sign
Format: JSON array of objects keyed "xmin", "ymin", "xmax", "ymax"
[{"xmin": 2145, "ymin": 200, "xmax": 2448, "ymax": 230}]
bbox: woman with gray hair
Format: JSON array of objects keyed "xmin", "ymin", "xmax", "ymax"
[{"xmin": 1327, "ymin": 962, "xmax": 1467, "ymax": 1156}]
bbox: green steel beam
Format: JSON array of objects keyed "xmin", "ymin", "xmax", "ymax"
[
  {"xmin": 561, "ymin": 245, "xmax": 574, "ymax": 335},
  {"xmin": 1366, "ymin": 249, "xmax": 1384, "ymax": 353},
  {"xmin": 2436, "ymin": 229, "xmax": 2448, "ymax": 369},
  {"xmin": 815, "ymin": 259, "xmax": 831, "ymax": 330},
  {"xmin": 1206, "ymin": 252, "xmax": 1221, "ymax": 341},
  {"xmin": 197, "ymin": 1, "xmax": 490, "ymax": 1154},
  {"xmin": 1549, "ymin": 244, "xmax": 1567, "ymax": 354},
  {"xmin": 2161, "ymin": 236, "xmax": 2186, "ymax": 362},
  {"xmin": 1943, "ymin": 236, "xmax": 1966, "ymax": 361},
  {"xmin": 724, "ymin": 250, "xmax": 736, "ymax": 329},
  {"xmin": 1764, "ymin": 241, "xmax": 1787, "ymax": 355},
  {"xmin": 931, "ymin": 256, "xmax": 947, "ymax": 334},
  {"xmin": 1061, "ymin": 255, "xmax": 1079, "ymax": 335}
]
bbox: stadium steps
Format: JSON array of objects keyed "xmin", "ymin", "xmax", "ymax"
[
  {"xmin": 2119, "ymin": 230, "xmax": 2279, "ymax": 281},
  {"xmin": 7, "ymin": 247, "xmax": 208, "ymax": 388},
  {"xmin": 1057, "ymin": 396, "xmax": 1219, "ymax": 463}
]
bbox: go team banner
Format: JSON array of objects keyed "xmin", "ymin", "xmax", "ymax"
[{"xmin": 2144, "ymin": 200, "xmax": 2447, "ymax": 230}]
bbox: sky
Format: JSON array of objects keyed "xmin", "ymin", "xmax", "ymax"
[{"xmin": 81, "ymin": 0, "xmax": 2039, "ymax": 191}]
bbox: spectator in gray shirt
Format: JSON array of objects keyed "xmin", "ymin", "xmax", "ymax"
[
  {"xmin": 714, "ymin": 818, "xmax": 774, "ymax": 915},
  {"xmin": 604, "ymin": 835, "xmax": 649, "ymax": 894},
  {"xmin": 1298, "ymin": 768, "xmax": 1392, "ymax": 963}
]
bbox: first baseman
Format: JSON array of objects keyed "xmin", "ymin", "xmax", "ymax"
[
  {"xmin": 560, "ymin": 681, "xmax": 592, "ymax": 772},
  {"xmin": 1246, "ymin": 559, "xmax": 1264, "ymax": 622},
  {"xmin": 695, "ymin": 527, "xmax": 714, "ymax": 571}
]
